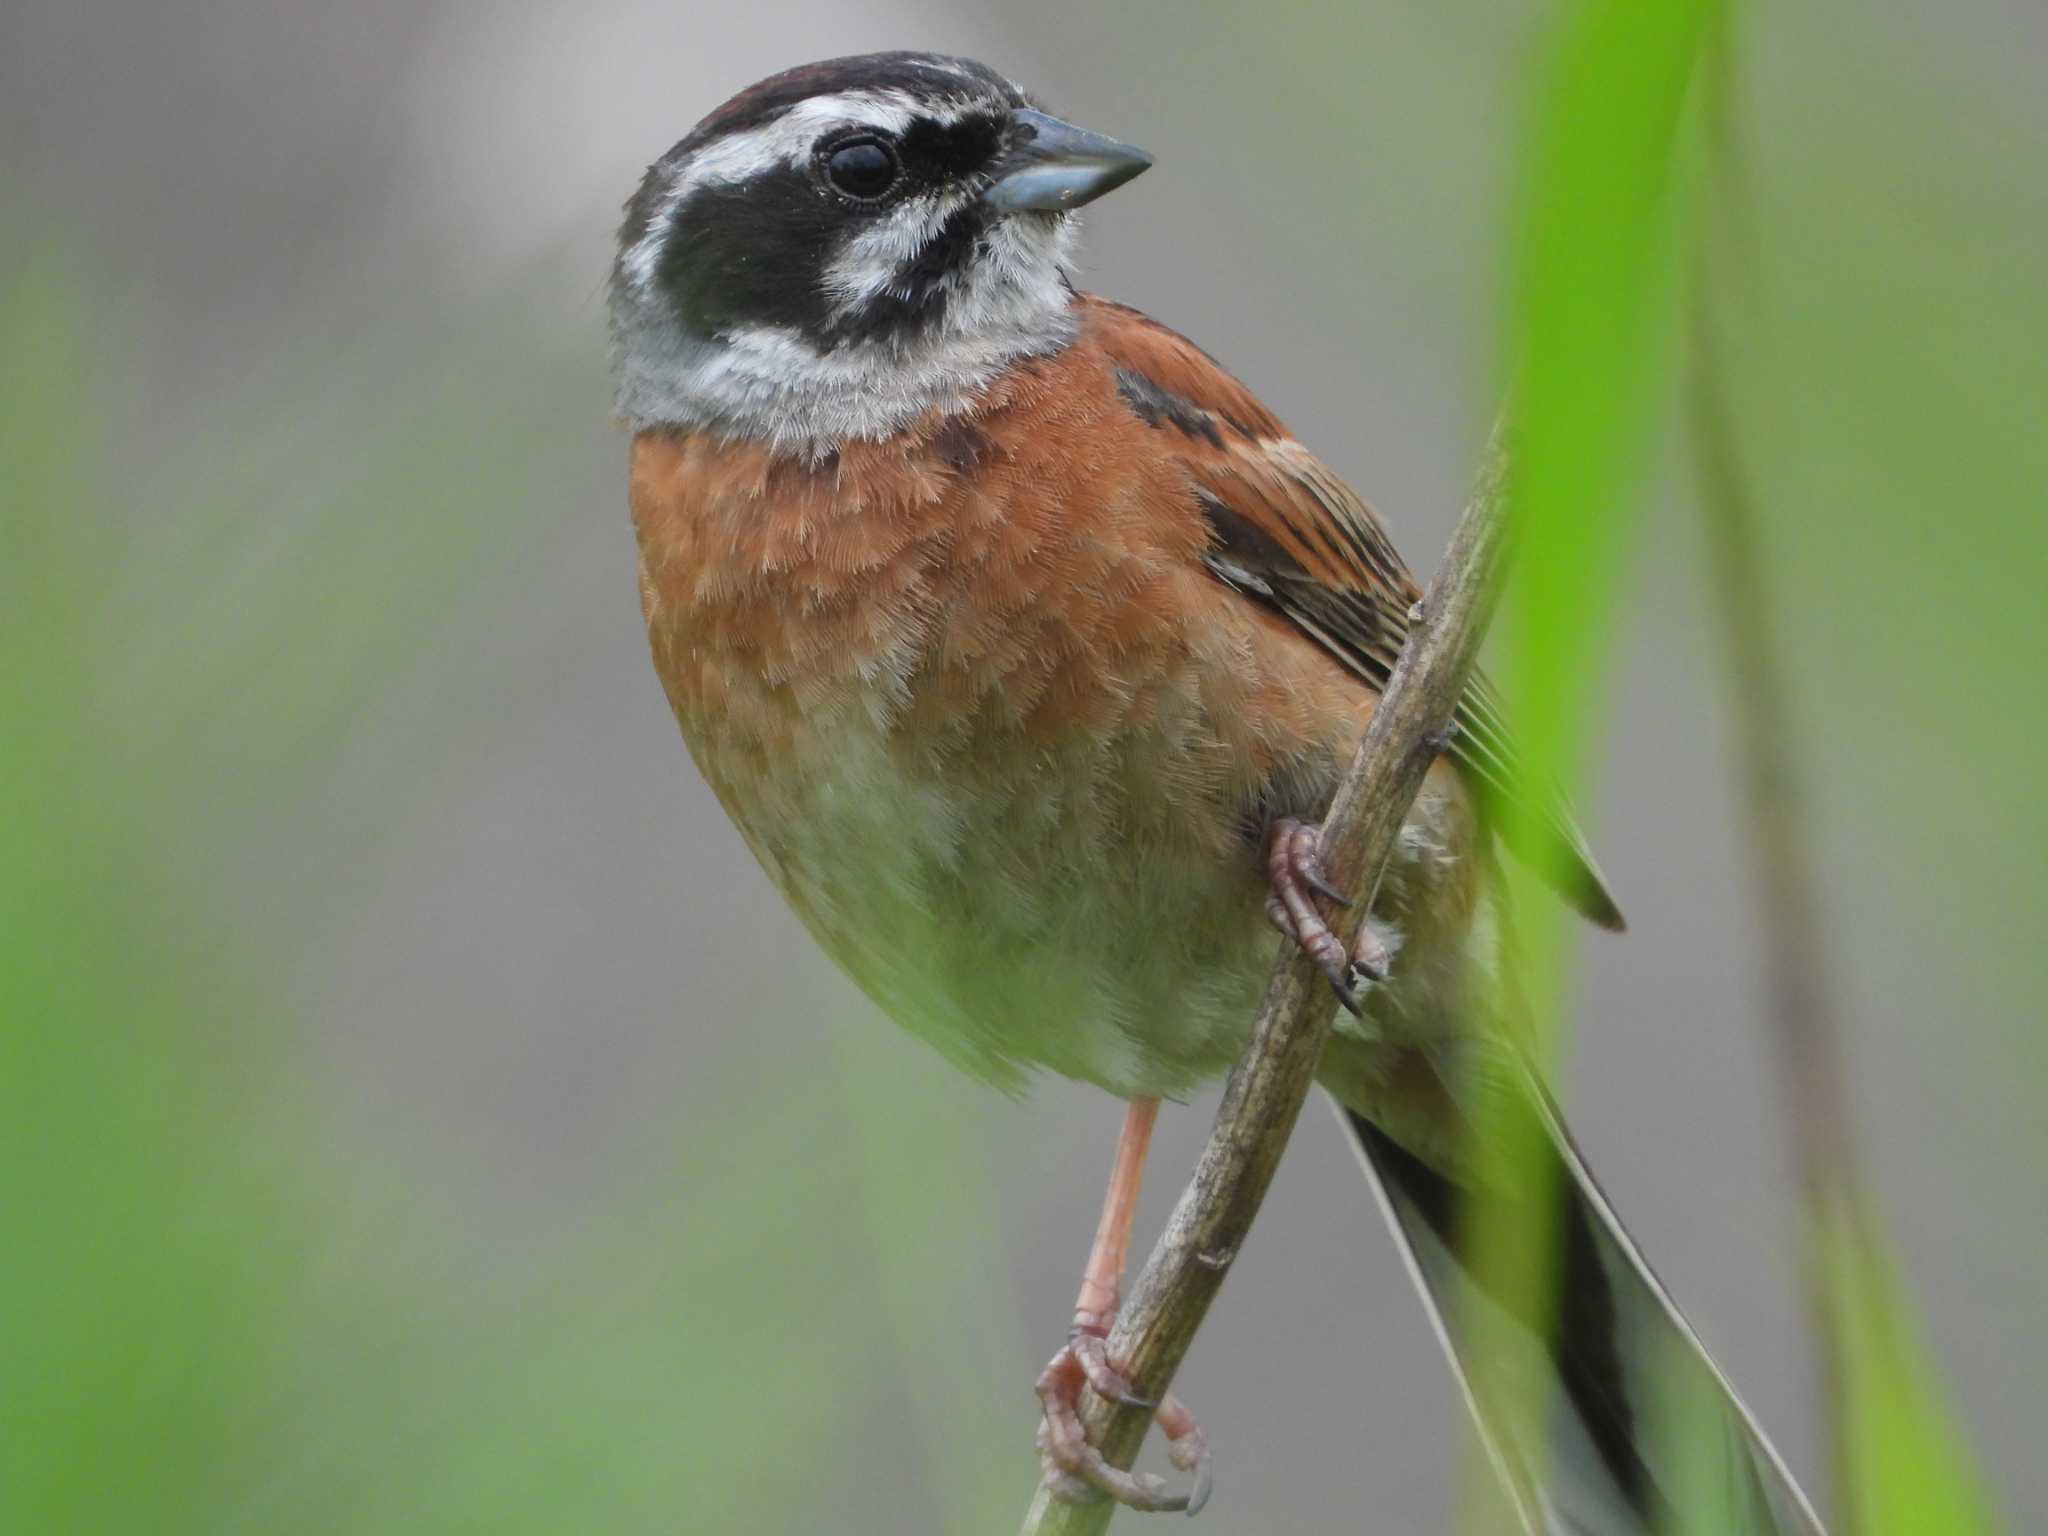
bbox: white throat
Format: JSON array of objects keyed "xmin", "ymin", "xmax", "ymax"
[{"xmin": 611, "ymin": 212, "xmax": 1081, "ymax": 456}]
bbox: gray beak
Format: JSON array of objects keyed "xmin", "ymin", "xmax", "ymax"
[{"xmin": 982, "ymin": 108, "xmax": 1153, "ymax": 213}]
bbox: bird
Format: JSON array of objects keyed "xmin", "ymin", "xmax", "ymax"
[{"xmin": 610, "ymin": 50, "xmax": 1826, "ymax": 1533}]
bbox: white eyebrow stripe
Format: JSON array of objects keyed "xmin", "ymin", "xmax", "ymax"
[
  {"xmin": 621, "ymin": 90, "xmax": 913, "ymax": 293},
  {"xmin": 679, "ymin": 90, "xmax": 918, "ymax": 193},
  {"xmin": 622, "ymin": 87, "xmax": 1006, "ymax": 294}
]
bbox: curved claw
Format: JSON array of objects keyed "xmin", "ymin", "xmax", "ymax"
[
  {"xmin": 1303, "ymin": 869, "xmax": 1352, "ymax": 907},
  {"xmin": 1266, "ymin": 816, "xmax": 1409, "ymax": 1016},
  {"xmin": 1264, "ymin": 893, "xmax": 1365, "ymax": 1017},
  {"xmin": 1347, "ymin": 921, "xmax": 1393, "ymax": 986},
  {"xmin": 1186, "ymin": 1457, "xmax": 1214, "ymax": 1517},
  {"xmin": 1160, "ymin": 1392, "xmax": 1213, "ymax": 1516},
  {"xmin": 1035, "ymin": 1340, "xmax": 1210, "ymax": 1515}
]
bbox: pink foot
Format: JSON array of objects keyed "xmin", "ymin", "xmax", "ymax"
[
  {"xmin": 1263, "ymin": 817, "xmax": 1388, "ymax": 1015},
  {"xmin": 1035, "ymin": 1317, "xmax": 1213, "ymax": 1514}
]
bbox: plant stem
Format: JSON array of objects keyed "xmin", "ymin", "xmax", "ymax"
[
  {"xmin": 1017, "ymin": 428, "xmax": 1516, "ymax": 1536},
  {"xmin": 1691, "ymin": 29, "xmax": 1860, "ymax": 1525}
]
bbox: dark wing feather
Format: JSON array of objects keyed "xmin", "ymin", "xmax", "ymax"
[{"xmin": 1083, "ymin": 298, "xmax": 1624, "ymax": 930}]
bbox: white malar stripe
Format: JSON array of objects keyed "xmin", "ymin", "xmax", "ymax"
[
  {"xmin": 614, "ymin": 206, "xmax": 1081, "ymax": 453},
  {"xmin": 820, "ymin": 187, "xmax": 979, "ymax": 315}
]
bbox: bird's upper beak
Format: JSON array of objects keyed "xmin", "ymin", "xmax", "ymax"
[{"xmin": 982, "ymin": 108, "xmax": 1153, "ymax": 213}]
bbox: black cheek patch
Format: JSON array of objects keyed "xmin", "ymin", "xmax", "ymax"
[
  {"xmin": 1115, "ymin": 368, "xmax": 1227, "ymax": 449},
  {"xmin": 657, "ymin": 169, "xmax": 841, "ymax": 338},
  {"xmin": 651, "ymin": 138, "xmax": 999, "ymax": 353}
]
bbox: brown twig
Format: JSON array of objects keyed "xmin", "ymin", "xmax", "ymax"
[{"xmin": 1018, "ymin": 429, "xmax": 1515, "ymax": 1535}]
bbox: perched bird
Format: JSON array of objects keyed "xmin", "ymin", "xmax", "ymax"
[{"xmin": 611, "ymin": 51, "xmax": 1825, "ymax": 1532}]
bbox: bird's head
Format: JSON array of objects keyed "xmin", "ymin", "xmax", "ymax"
[{"xmin": 609, "ymin": 51, "xmax": 1151, "ymax": 450}]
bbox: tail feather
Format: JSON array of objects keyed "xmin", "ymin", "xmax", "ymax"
[{"xmin": 1333, "ymin": 1090, "xmax": 1826, "ymax": 1535}]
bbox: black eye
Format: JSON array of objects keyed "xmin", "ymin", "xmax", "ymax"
[{"xmin": 824, "ymin": 137, "xmax": 900, "ymax": 200}]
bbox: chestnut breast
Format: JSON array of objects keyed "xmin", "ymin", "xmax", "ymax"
[{"xmin": 628, "ymin": 331, "xmax": 1404, "ymax": 1093}]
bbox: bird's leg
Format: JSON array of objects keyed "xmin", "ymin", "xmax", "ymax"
[
  {"xmin": 1035, "ymin": 1097, "xmax": 1213, "ymax": 1514},
  {"xmin": 1263, "ymin": 815, "xmax": 1393, "ymax": 1015}
]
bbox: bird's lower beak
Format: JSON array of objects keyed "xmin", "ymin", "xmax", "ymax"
[{"xmin": 982, "ymin": 108, "xmax": 1153, "ymax": 213}]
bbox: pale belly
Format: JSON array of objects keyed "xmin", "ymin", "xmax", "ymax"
[
  {"xmin": 685, "ymin": 688, "xmax": 1478, "ymax": 1103},
  {"xmin": 701, "ymin": 702, "xmax": 1279, "ymax": 1098}
]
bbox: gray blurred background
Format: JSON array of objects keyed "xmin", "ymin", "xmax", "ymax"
[{"xmin": 7, "ymin": 0, "xmax": 2043, "ymax": 1529}]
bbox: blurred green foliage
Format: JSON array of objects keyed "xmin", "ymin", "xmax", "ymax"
[
  {"xmin": 1731, "ymin": 5, "xmax": 2048, "ymax": 1104},
  {"xmin": 1478, "ymin": 0, "xmax": 2025, "ymax": 1531},
  {"xmin": 0, "ymin": 252, "xmax": 1020, "ymax": 1535},
  {"xmin": 1467, "ymin": 0, "xmax": 1722, "ymax": 1525},
  {"xmin": 1828, "ymin": 1214, "xmax": 2002, "ymax": 1536}
]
